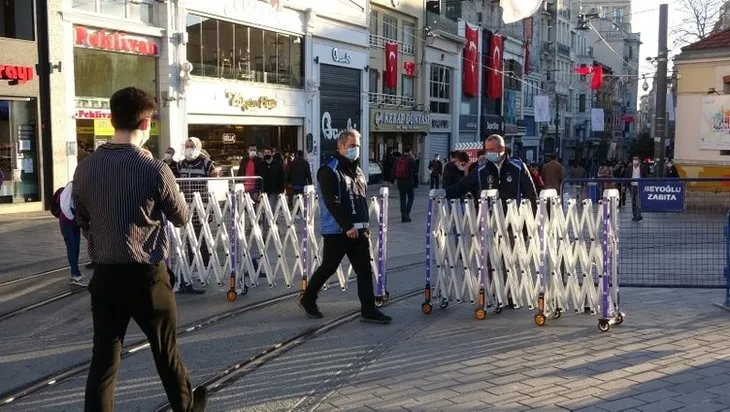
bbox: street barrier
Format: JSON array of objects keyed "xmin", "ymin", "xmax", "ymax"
[
  {"xmin": 422, "ymin": 187, "xmax": 624, "ymax": 332},
  {"xmin": 166, "ymin": 177, "xmax": 390, "ymax": 302},
  {"xmin": 561, "ymin": 177, "xmax": 730, "ymax": 307}
]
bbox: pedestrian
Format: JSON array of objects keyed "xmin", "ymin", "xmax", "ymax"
[
  {"xmin": 51, "ymin": 181, "xmax": 87, "ymax": 286},
  {"xmin": 299, "ymin": 129, "xmax": 392, "ymax": 324},
  {"xmin": 286, "ymin": 150, "xmax": 313, "ymax": 203},
  {"xmin": 624, "ymin": 154, "xmax": 647, "ymax": 221},
  {"xmin": 261, "ymin": 146, "xmax": 286, "ymax": 211},
  {"xmin": 442, "ymin": 151, "xmax": 469, "ymax": 190},
  {"xmin": 541, "ymin": 153, "xmax": 566, "ymax": 194},
  {"xmin": 571, "ymin": 159, "xmax": 588, "ymax": 203},
  {"xmin": 178, "ymin": 136, "xmax": 218, "ymax": 293},
  {"xmin": 528, "ymin": 164, "xmax": 544, "ymax": 193},
  {"xmin": 428, "ymin": 153, "xmax": 443, "ymax": 189},
  {"xmin": 666, "ymin": 159, "xmax": 680, "ymax": 178},
  {"xmin": 163, "ymin": 146, "xmax": 180, "ymax": 178},
  {"xmin": 237, "ymin": 144, "xmax": 264, "ymax": 197},
  {"xmin": 445, "ymin": 134, "xmax": 537, "ymax": 213},
  {"xmin": 72, "ymin": 87, "xmax": 206, "ymax": 412},
  {"xmin": 393, "ymin": 146, "xmax": 418, "ymax": 223}
]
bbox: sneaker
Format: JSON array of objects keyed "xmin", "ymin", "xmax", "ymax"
[
  {"xmin": 192, "ymin": 386, "xmax": 208, "ymax": 412},
  {"xmin": 360, "ymin": 309, "xmax": 392, "ymax": 324},
  {"xmin": 299, "ymin": 295, "xmax": 323, "ymax": 319},
  {"xmin": 69, "ymin": 275, "xmax": 87, "ymax": 287}
]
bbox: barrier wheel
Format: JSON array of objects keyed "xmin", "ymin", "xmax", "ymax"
[
  {"xmin": 475, "ymin": 308, "xmax": 487, "ymax": 320},
  {"xmin": 421, "ymin": 302, "xmax": 433, "ymax": 315},
  {"xmin": 598, "ymin": 319, "xmax": 610, "ymax": 332},
  {"xmin": 615, "ymin": 313, "xmax": 624, "ymax": 325},
  {"xmin": 495, "ymin": 304, "xmax": 503, "ymax": 314},
  {"xmin": 226, "ymin": 290, "xmax": 237, "ymax": 302},
  {"xmin": 534, "ymin": 313, "xmax": 547, "ymax": 327},
  {"xmin": 439, "ymin": 299, "xmax": 449, "ymax": 309},
  {"xmin": 554, "ymin": 309, "xmax": 562, "ymax": 319}
]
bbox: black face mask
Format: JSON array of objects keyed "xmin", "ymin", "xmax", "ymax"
[{"xmin": 264, "ymin": 155, "xmax": 272, "ymax": 160}]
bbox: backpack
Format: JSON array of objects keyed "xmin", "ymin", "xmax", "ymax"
[
  {"xmin": 50, "ymin": 187, "xmax": 64, "ymax": 218},
  {"xmin": 395, "ymin": 157, "xmax": 410, "ymax": 180}
]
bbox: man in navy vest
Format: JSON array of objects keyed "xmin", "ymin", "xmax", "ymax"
[{"xmin": 299, "ymin": 129, "xmax": 392, "ymax": 324}]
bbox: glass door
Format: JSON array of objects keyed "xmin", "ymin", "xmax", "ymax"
[{"xmin": 0, "ymin": 98, "xmax": 40, "ymax": 204}]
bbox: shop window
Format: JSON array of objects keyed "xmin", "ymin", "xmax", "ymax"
[
  {"xmin": 74, "ymin": 0, "xmax": 154, "ymax": 24},
  {"xmin": 0, "ymin": 99, "xmax": 40, "ymax": 204},
  {"xmin": 186, "ymin": 14, "xmax": 303, "ymax": 87},
  {"xmin": 0, "ymin": 0, "xmax": 35, "ymax": 41}
]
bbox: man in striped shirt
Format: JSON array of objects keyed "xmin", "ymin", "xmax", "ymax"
[{"xmin": 73, "ymin": 87, "xmax": 207, "ymax": 412}]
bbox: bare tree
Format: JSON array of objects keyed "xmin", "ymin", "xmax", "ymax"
[{"xmin": 670, "ymin": 0, "xmax": 725, "ymax": 48}]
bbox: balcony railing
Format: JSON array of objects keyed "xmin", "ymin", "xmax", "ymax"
[
  {"xmin": 368, "ymin": 92, "xmax": 415, "ymax": 107},
  {"xmin": 369, "ymin": 34, "xmax": 415, "ymax": 55}
]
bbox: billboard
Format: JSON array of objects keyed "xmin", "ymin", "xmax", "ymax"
[{"xmin": 700, "ymin": 95, "xmax": 730, "ymax": 150}]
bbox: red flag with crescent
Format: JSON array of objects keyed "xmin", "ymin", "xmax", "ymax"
[
  {"xmin": 487, "ymin": 34, "xmax": 504, "ymax": 99},
  {"xmin": 463, "ymin": 23, "xmax": 479, "ymax": 97},
  {"xmin": 384, "ymin": 42, "xmax": 398, "ymax": 89}
]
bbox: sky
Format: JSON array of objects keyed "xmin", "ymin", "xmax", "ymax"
[{"xmin": 631, "ymin": 0, "xmax": 683, "ymax": 96}]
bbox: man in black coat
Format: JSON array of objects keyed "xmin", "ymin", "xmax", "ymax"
[
  {"xmin": 261, "ymin": 147, "xmax": 286, "ymax": 208},
  {"xmin": 286, "ymin": 150, "xmax": 313, "ymax": 201}
]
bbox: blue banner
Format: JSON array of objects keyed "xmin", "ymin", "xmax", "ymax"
[{"xmin": 639, "ymin": 180, "xmax": 685, "ymax": 212}]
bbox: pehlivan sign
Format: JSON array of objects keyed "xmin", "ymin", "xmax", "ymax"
[{"xmin": 370, "ymin": 109, "xmax": 431, "ymax": 132}]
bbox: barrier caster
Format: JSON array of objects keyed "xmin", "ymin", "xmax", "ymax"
[
  {"xmin": 534, "ymin": 312, "xmax": 546, "ymax": 327},
  {"xmin": 598, "ymin": 319, "xmax": 610, "ymax": 332},
  {"xmin": 615, "ymin": 313, "xmax": 624, "ymax": 325},
  {"xmin": 421, "ymin": 302, "xmax": 433, "ymax": 315},
  {"xmin": 554, "ymin": 309, "xmax": 562, "ymax": 319},
  {"xmin": 495, "ymin": 304, "xmax": 503, "ymax": 314},
  {"xmin": 439, "ymin": 299, "xmax": 449, "ymax": 309},
  {"xmin": 226, "ymin": 290, "xmax": 237, "ymax": 302},
  {"xmin": 475, "ymin": 308, "xmax": 487, "ymax": 320}
]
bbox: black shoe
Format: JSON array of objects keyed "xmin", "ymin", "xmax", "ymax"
[
  {"xmin": 299, "ymin": 295, "xmax": 323, "ymax": 318},
  {"xmin": 177, "ymin": 282, "xmax": 206, "ymax": 294},
  {"xmin": 85, "ymin": 262, "xmax": 95, "ymax": 269},
  {"xmin": 192, "ymin": 386, "xmax": 208, "ymax": 412},
  {"xmin": 361, "ymin": 309, "xmax": 392, "ymax": 324}
]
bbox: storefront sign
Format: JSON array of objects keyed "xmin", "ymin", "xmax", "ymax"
[
  {"xmin": 222, "ymin": 133, "xmax": 236, "ymax": 144},
  {"xmin": 431, "ymin": 119, "xmax": 450, "ymax": 130},
  {"xmin": 331, "ymin": 48, "xmax": 352, "ymax": 64},
  {"xmin": 76, "ymin": 109, "xmax": 111, "ymax": 119},
  {"xmin": 505, "ymin": 123, "xmax": 520, "ymax": 135},
  {"xmin": 459, "ymin": 115, "xmax": 478, "ymax": 132},
  {"xmin": 74, "ymin": 26, "xmax": 160, "ymax": 57},
  {"xmin": 91, "ymin": 118, "xmax": 160, "ymax": 136},
  {"xmin": 371, "ymin": 110, "xmax": 431, "ymax": 132},
  {"xmin": 225, "ymin": 92, "xmax": 278, "ymax": 112},
  {"xmin": 481, "ymin": 114, "xmax": 505, "ymax": 138},
  {"xmin": 639, "ymin": 181, "xmax": 685, "ymax": 212},
  {"xmin": 0, "ymin": 64, "xmax": 34, "ymax": 84},
  {"xmin": 319, "ymin": 65, "xmax": 361, "ymax": 158}
]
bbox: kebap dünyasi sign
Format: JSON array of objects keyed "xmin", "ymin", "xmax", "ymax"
[{"xmin": 639, "ymin": 180, "xmax": 685, "ymax": 212}]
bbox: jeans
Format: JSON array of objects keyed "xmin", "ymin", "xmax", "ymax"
[
  {"xmin": 630, "ymin": 185, "xmax": 642, "ymax": 219},
  {"xmin": 430, "ymin": 174, "xmax": 440, "ymax": 189},
  {"xmin": 85, "ymin": 263, "xmax": 194, "ymax": 412},
  {"xmin": 303, "ymin": 233, "xmax": 376, "ymax": 311},
  {"xmin": 397, "ymin": 180, "xmax": 415, "ymax": 219},
  {"xmin": 60, "ymin": 223, "xmax": 81, "ymax": 277}
]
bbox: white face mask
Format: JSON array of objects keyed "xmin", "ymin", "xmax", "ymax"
[
  {"xmin": 164, "ymin": 153, "xmax": 173, "ymax": 161},
  {"xmin": 184, "ymin": 148, "xmax": 197, "ymax": 161},
  {"xmin": 249, "ymin": 150, "xmax": 257, "ymax": 158}
]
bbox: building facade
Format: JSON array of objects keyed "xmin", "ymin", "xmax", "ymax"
[{"xmin": 0, "ymin": 0, "xmax": 42, "ymax": 211}]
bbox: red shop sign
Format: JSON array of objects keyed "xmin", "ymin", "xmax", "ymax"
[
  {"xmin": 0, "ymin": 64, "xmax": 35, "ymax": 84},
  {"xmin": 76, "ymin": 109, "xmax": 111, "ymax": 119},
  {"xmin": 74, "ymin": 26, "xmax": 160, "ymax": 57}
]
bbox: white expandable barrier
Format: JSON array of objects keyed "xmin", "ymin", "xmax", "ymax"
[
  {"xmin": 166, "ymin": 177, "xmax": 390, "ymax": 302},
  {"xmin": 421, "ymin": 187, "xmax": 624, "ymax": 332}
]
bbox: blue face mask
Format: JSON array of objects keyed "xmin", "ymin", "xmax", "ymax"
[
  {"xmin": 345, "ymin": 147, "xmax": 360, "ymax": 161},
  {"xmin": 485, "ymin": 152, "xmax": 502, "ymax": 163}
]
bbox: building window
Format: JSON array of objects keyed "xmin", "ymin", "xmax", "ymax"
[
  {"xmin": 579, "ymin": 94, "xmax": 586, "ymax": 112},
  {"xmin": 402, "ymin": 75, "xmax": 414, "ymax": 99},
  {"xmin": 383, "ymin": 15, "xmax": 397, "ymax": 42},
  {"xmin": 369, "ymin": 69, "xmax": 379, "ymax": 94},
  {"xmin": 402, "ymin": 23, "xmax": 415, "ymax": 54},
  {"xmin": 186, "ymin": 14, "xmax": 303, "ymax": 87},
  {"xmin": 369, "ymin": 10, "xmax": 378, "ymax": 36},
  {"xmin": 72, "ymin": 0, "xmax": 154, "ymax": 24},
  {"xmin": 1, "ymin": 0, "xmax": 35, "ymax": 40},
  {"xmin": 614, "ymin": 8, "xmax": 624, "ymax": 24},
  {"xmin": 429, "ymin": 65, "xmax": 451, "ymax": 114}
]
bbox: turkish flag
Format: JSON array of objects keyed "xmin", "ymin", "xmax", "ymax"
[
  {"xmin": 573, "ymin": 66, "xmax": 592, "ymax": 76},
  {"xmin": 403, "ymin": 61, "xmax": 416, "ymax": 77},
  {"xmin": 463, "ymin": 23, "xmax": 479, "ymax": 97},
  {"xmin": 487, "ymin": 34, "xmax": 504, "ymax": 99},
  {"xmin": 591, "ymin": 64, "xmax": 603, "ymax": 90},
  {"xmin": 384, "ymin": 42, "xmax": 398, "ymax": 89}
]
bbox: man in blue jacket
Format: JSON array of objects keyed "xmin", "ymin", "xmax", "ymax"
[{"xmin": 299, "ymin": 129, "xmax": 391, "ymax": 324}]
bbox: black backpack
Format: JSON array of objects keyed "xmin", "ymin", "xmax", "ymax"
[{"xmin": 50, "ymin": 187, "xmax": 64, "ymax": 218}]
